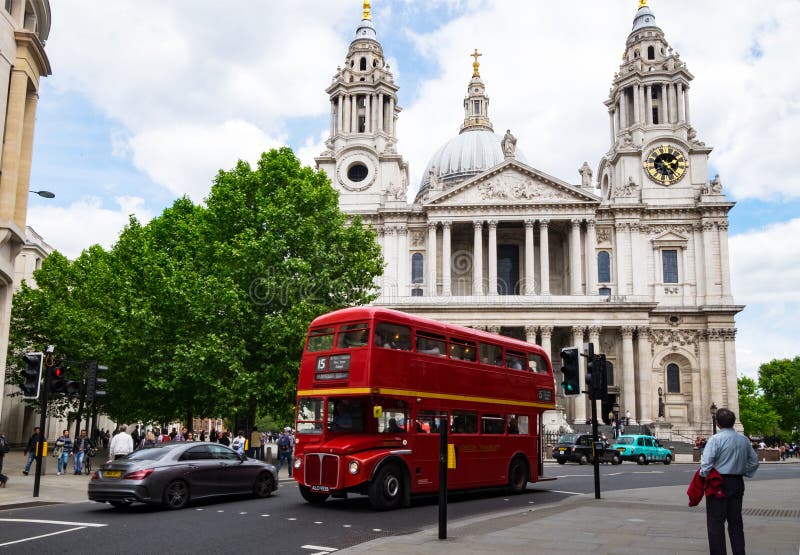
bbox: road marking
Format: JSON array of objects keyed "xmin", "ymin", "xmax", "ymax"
[
  {"xmin": 372, "ymin": 528, "xmax": 382, "ymax": 532},
  {"xmin": 0, "ymin": 519, "xmax": 107, "ymax": 527},
  {"xmin": 301, "ymin": 546, "xmax": 337, "ymax": 554},
  {"xmin": 549, "ymin": 490, "xmax": 584, "ymax": 495},
  {"xmin": 342, "ymin": 524, "xmax": 352, "ymax": 527},
  {"xmin": 288, "ymin": 517, "xmax": 297, "ymax": 521},
  {"xmin": 239, "ymin": 512, "xmax": 247, "ymax": 515},
  {"xmin": 261, "ymin": 514, "xmax": 270, "ymax": 517},
  {"xmin": 314, "ymin": 521, "xmax": 323, "ymax": 524}
]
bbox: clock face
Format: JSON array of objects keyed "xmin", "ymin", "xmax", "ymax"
[{"xmin": 644, "ymin": 145, "xmax": 688, "ymax": 185}]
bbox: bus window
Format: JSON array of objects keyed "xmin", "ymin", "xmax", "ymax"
[
  {"xmin": 416, "ymin": 331, "xmax": 446, "ymax": 357},
  {"xmin": 528, "ymin": 353, "xmax": 548, "ymax": 373},
  {"xmin": 307, "ymin": 327, "xmax": 335, "ymax": 352},
  {"xmin": 327, "ymin": 398, "xmax": 364, "ymax": 432},
  {"xmin": 508, "ymin": 414, "xmax": 529, "ymax": 435},
  {"xmin": 296, "ymin": 397, "xmax": 324, "ymax": 435},
  {"xmin": 481, "ymin": 414, "xmax": 505, "ymax": 434},
  {"xmin": 449, "ymin": 338, "xmax": 477, "ymax": 362},
  {"xmin": 374, "ymin": 322, "xmax": 411, "ymax": 350},
  {"xmin": 506, "ymin": 351, "xmax": 526, "ymax": 370},
  {"xmin": 337, "ymin": 322, "xmax": 370, "ymax": 349},
  {"xmin": 451, "ymin": 411, "xmax": 478, "ymax": 434},
  {"xmin": 479, "ymin": 342, "xmax": 503, "ymax": 366},
  {"xmin": 378, "ymin": 409, "xmax": 408, "ymax": 433},
  {"xmin": 416, "ymin": 411, "xmax": 442, "ymax": 433}
]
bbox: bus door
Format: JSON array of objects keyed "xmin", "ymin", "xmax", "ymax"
[
  {"xmin": 447, "ymin": 410, "xmax": 484, "ymax": 488},
  {"xmin": 412, "ymin": 411, "xmax": 446, "ymax": 493}
]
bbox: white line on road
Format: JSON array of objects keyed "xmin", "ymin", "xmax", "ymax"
[
  {"xmin": 0, "ymin": 526, "xmax": 91, "ymax": 548},
  {"xmin": 0, "ymin": 518, "xmax": 107, "ymax": 527},
  {"xmin": 549, "ymin": 490, "xmax": 584, "ymax": 495},
  {"xmin": 301, "ymin": 546, "xmax": 337, "ymax": 554}
]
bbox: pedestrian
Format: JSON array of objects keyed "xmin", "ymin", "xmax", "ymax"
[
  {"xmin": 250, "ymin": 426, "xmax": 262, "ymax": 459},
  {"xmin": 275, "ymin": 427, "xmax": 294, "ymax": 477},
  {"xmin": 209, "ymin": 428, "xmax": 218, "ymax": 443},
  {"xmin": 108, "ymin": 424, "xmax": 134, "ymax": 461},
  {"xmin": 73, "ymin": 429, "xmax": 93, "ymax": 475},
  {"xmin": 55, "ymin": 429, "xmax": 72, "ymax": 476},
  {"xmin": 231, "ymin": 431, "xmax": 246, "ymax": 456},
  {"xmin": 199, "ymin": 430, "xmax": 206, "ymax": 442},
  {"xmin": 700, "ymin": 407, "xmax": 759, "ymax": 555},
  {"xmin": 218, "ymin": 431, "xmax": 231, "ymax": 447},
  {"xmin": 0, "ymin": 431, "xmax": 10, "ymax": 487},
  {"xmin": 625, "ymin": 409, "xmax": 631, "ymax": 426},
  {"xmin": 22, "ymin": 426, "xmax": 43, "ymax": 475},
  {"xmin": 131, "ymin": 425, "xmax": 141, "ymax": 449},
  {"xmin": 140, "ymin": 430, "xmax": 156, "ymax": 449}
]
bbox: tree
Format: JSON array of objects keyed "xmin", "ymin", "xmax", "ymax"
[
  {"xmin": 758, "ymin": 357, "xmax": 800, "ymax": 436},
  {"xmin": 737, "ymin": 376, "xmax": 781, "ymax": 438}
]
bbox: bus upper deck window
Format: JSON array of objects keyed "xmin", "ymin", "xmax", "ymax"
[
  {"xmin": 506, "ymin": 351, "xmax": 526, "ymax": 370},
  {"xmin": 374, "ymin": 322, "xmax": 411, "ymax": 350},
  {"xmin": 528, "ymin": 353, "xmax": 548, "ymax": 373},
  {"xmin": 337, "ymin": 323, "xmax": 370, "ymax": 349},
  {"xmin": 479, "ymin": 343, "xmax": 503, "ymax": 366},
  {"xmin": 307, "ymin": 327, "xmax": 335, "ymax": 352},
  {"xmin": 449, "ymin": 338, "xmax": 476, "ymax": 362},
  {"xmin": 416, "ymin": 332, "xmax": 446, "ymax": 356}
]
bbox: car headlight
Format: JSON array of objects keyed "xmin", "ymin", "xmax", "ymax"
[
  {"xmin": 348, "ymin": 461, "xmax": 360, "ymax": 475},
  {"xmin": 294, "ymin": 458, "xmax": 302, "ymax": 469}
]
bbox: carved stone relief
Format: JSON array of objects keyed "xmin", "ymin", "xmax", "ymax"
[
  {"xmin": 650, "ymin": 328, "xmax": 700, "ymax": 357},
  {"xmin": 478, "ymin": 173, "xmax": 570, "ymax": 201}
]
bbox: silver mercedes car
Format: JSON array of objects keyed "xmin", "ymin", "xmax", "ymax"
[{"xmin": 88, "ymin": 442, "xmax": 278, "ymax": 509}]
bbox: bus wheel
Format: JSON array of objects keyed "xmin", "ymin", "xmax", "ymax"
[
  {"xmin": 299, "ymin": 484, "xmax": 329, "ymax": 504},
  {"xmin": 508, "ymin": 457, "xmax": 529, "ymax": 494},
  {"xmin": 369, "ymin": 463, "xmax": 404, "ymax": 511}
]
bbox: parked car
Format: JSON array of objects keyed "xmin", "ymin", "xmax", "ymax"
[
  {"xmin": 552, "ymin": 433, "xmax": 622, "ymax": 465},
  {"xmin": 613, "ymin": 434, "xmax": 672, "ymax": 465},
  {"xmin": 88, "ymin": 442, "xmax": 278, "ymax": 510}
]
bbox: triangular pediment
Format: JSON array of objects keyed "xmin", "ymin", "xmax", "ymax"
[
  {"xmin": 425, "ymin": 159, "xmax": 599, "ymax": 206},
  {"xmin": 652, "ymin": 230, "xmax": 689, "ymax": 244}
]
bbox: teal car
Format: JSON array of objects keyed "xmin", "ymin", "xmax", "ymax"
[{"xmin": 612, "ymin": 434, "xmax": 672, "ymax": 465}]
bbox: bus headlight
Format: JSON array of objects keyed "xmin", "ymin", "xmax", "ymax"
[
  {"xmin": 294, "ymin": 458, "xmax": 302, "ymax": 469},
  {"xmin": 348, "ymin": 461, "xmax": 360, "ymax": 475}
]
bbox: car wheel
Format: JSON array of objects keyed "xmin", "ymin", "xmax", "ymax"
[
  {"xmin": 253, "ymin": 472, "xmax": 275, "ymax": 498},
  {"xmin": 578, "ymin": 454, "xmax": 589, "ymax": 465},
  {"xmin": 664, "ymin": 454, "xmax": 672, "ymax": 465},
  {"xmin": 108, "ymin": 500, "xmax": 132, "ymax": 508},
  {"xmin": 368, "ymin": 463, "xmax": 404, "ymax": 511},
  {"xmin": 508, "ymin": 457, "xmax": 529, "ymax": 494},
  {"xmin": 611, "ymin": 453, "xmax": 622, "ymax": 465},
  {"xmin": 163, "ymin": 480, "xmax": 190, "ymax": 510},
  {"xmin": 556, "ymin": 458, "xmax": 566, "ymax": 465},
  {"xmin": 299, "ymin": 484, "xmax": 330, "ymax": 504},
  {"xmin": 637, "ymin": 454, "xmax": 646, "ymax": 465}
]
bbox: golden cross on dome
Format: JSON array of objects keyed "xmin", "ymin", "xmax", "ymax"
[
  {"xmin": 471, "ymin": 48, "xmax": 482, "ymax": 77},
  {"xmin": 638, "ymin": 0, "xmax": 648, "ymax": 8},
  {"xmin": 363, "ymin": 0, "xmax": 371, "ymax": 20}
]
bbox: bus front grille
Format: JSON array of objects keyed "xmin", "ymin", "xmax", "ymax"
[{"xmin": 304, "ymin": 453, "xmax": 340, "ymax": 489}]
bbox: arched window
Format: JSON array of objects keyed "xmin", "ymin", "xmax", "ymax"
[
  {"xmin": 411, "ymin": 253, "xmax": 424, "ymax": 284},
  {"xmin": 597, "ymin": 251, "xmax": 611, "ymax": 283},
  {"xmin": 359, "ymin": 57, "xmax": 367, "ymax": 71},
  {"xmin": 647, "ymin": 46, "xmax": 655, "ymax": 60},
  {"xmin": 666, "ymin": 363, "xmax": 680, "ymax": 393}
]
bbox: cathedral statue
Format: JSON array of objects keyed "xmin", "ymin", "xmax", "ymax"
[
  {"xmin": 707, "ymin": 174, "xmax": 723, "ymax": 194},
  {"xmin": 578, "ymin": 162, "xmax": 593, "ymax": 188},
  {"xmin": 502, "ymin": 129, "xmax": 517, "ymax": 158}
]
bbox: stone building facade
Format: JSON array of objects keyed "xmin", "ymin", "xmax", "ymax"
[
  {"xmin": 317, "ymin": 2, "xmax": 741, "ymax": 437},
  {"xmin": 0, "ymin": 0, "xmax": 50, "ymax": 433}
]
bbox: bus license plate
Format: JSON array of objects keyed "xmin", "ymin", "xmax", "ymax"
[{"xmin": 311, "ymin": 485, "xmax": 330, "ymax": 493}]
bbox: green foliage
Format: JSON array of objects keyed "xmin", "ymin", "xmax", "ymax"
[
  {"xmin": 7, "ymin": 148, "xmax": 382, "ymax": 424},
  {"xmin": 737, "ymin": 376, "xmax": 781, "ymax": 437},
  {"xmin": 758, "ymin": 357, "xmax": 800, "ymax": 436}
]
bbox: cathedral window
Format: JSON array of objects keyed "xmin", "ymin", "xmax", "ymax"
[
  {"xmin": 662, "ymin": 249, "xmax": 679, "ymax": 283},
  {"xmin": 599, "ymin": 287, "xmax": 611, "ymax": 296},
  {"xmin": 359, "ymin": 57, "xmax": 367, "ymax": 71},
  {"xmin": 666, "ymin": 363, "xmax": 680, "ymax": 393},
  {"xmin": 412, "ymin": 253, "xmax": 424, "ymax": 284},
  {"xmin": 473, "ymin": 100, "xmax": 480, "ymax": 115},
  {"xmin": 652, "ymin": 107, "xmax": 659, "ymax": 125},
  {"xmin": 597, "ymin": 251, "xmax": 611, "ymax": 283},
  {"xmin": 647, "ymin": 46, "xmax": 655, "ymax": 60},
  {"xmin": 358, "ymin": 116, "xmax": 366, "ymax": 133},
  {"xmin": 4, "ymin": 0, "xmax": 12, "ymax": 14},
  {"xmin": 347, "ymin": 163, "xmax": 368, "ymax": 182}
]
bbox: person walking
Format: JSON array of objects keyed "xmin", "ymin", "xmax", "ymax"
[
  {"xmin": 108, "ymin": 424, "xmax": 134, "ymax": 461},
  {"xmin": 73, "ymin": 429, "xmax": 93, "ymax": 475},
  {"xmin": 0, "ymin": 431, "xmax": 10, "ymax": 487},
  {"xmin": 55, "ymin": 430, "xmax": 72, "ymax": 476},
  {"xmin": 231, "ymin": 431, "xmax": 246, "ymax": 456},
  {"xmin": 700, "ymin": 407, "xmax": 759, "ymax": 555},
  {"xmin": 22, "ymin": 427, "xmax": 43, "ymax": 475},
  {"xmin": 275, "ymin": 427, "xmax": 294, "ymax": 478},
  {"xmin": 250, "ymin": 426, "xmax": 262, "ymax": 460}
]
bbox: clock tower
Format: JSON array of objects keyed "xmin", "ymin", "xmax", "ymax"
[{"xmin": 315, "ymin": 1, "xmax": 409, "ymax": 215}]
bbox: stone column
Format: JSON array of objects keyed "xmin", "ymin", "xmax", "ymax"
[
  {"xmin": 525, "ymin": 325, "xmax": 537, "ymax": 344},
  {"xmin": 684, "ymin": 85, "xmax": 691, "ymax": 124},
  {"xmin": 488, "ymin": 220, "xmax": 498, "ymax": 295},
  {"xmin": 718, "ymin": 222, "xmax": 732, "ymax": 299},
  {"xmin": 570, "ymin": 219, "xmax": 583, "ymax": 295},
  {"xmin": 524, "ymin": 219, "xmax": 535, "ymax": 294},
  {"xmin": 637, "ymin": 327, "xmax": 653, "ymax": 424},
  {"xmin": 378, "ymin": 92, "xmax": 384, "ymax": 132},
  {"xmin": 539, "ymin": 326, "xmax": 553, "ymax": 362},
  {"xmin": 608, "ymin": 109, "xmax": 616, "ymax": 145},
  {"xmin": 388, "ymin": 97, "xmax": 395, "ymax": 136},
  {"xmin": 397, "ymin": 227, "xmax": 408, "ymax": 297},
  {"xmin": 677, "ymin": 83, "xmax": 686, "ymax": 123},
  {"xmin": 618, "ymin": 92, "xmax": 627, "ymax": 129},
  {"xmin": 364, "ymin": 94, "xmax": 371, "ymax": 133},
  {"xmin": 613, "ymin": 109, "xmax": 620, "ymax": 139},
  {"xmin": 702, "ymin": 222, "xmax": 718, "ymax": 299},
  {"xmin": 383, "ymin": 226, "xmax": 396, "ymax": 297},
  {"xmin": 13, "ymin": 91, "xmax": 39, "ymax": 227},
  {"xmin": 723, "ymin": 329, "xmax": 740, "ymax": 417},
  {"xmin": 586, "ymin": 219, "xmax": 597, "ymax": 296},
  {"xmin": 337, "ymin": 95, "xmax": 344, "ymax": 133},
  {"xmin": 707, "ymin": 329, "xmax": 725, "ymax": 412},
  {"xmin": 0, "ymin": 70, "xmax": 29, "ymax": 221},
  {"xmin": 539, "ymin": 220, "xmax": 550, "ymax": 295},
  {"xmin": 441, "ymin": 221, "xmax": 452, "ymax": 296},
  {"xmin": 621, "ymin": 326, "xmax": 637, "ymax": 424},
  {"xmin": 666, "ymin": 83, "xmax": 675, "ymax": 123},
  {"xmin": 630, "ymin": 223, "xmax": 644, "ymax": 295},
  {"xmin": 376, "ymin": 228, "xmax": 386, "ymax": 293},
  {"xmin": 615, "ymin": 223, "xmax": 628, "ymax": 295},
  {"xmin": 351, "ymin": 95, "xmax": 358, "ymax": 133},
  {"xmin": 698, "ymin": 330, "xmax": 711, "ymax": 426},
  {"xmin": 644, "ymin": 85, "xmax": 652, "ymax": 125},
  {"xmin": 639, "ymin": 85, "xmax": 647, "ymax": 123},
  {"xmin": 572, "ymin": 326, "xmax": 587, "ymax": 423},
  {"xmin": 660, "ymin": 84, "xmax": 668, "ymax": 124},
  {"xmin": 693, "ymin": 224, "xmax": 706, "ymax": 302},
  {"xmin": 473, "ymin": 220, "xmax": 483, "ymax": 295},
  {"xmin": 632, "ymin": 84, "xmax": 640, "ymax": 125},
  {"xmin": 427, "ymin": 221, "xmax": 437, "ymax": 296}
]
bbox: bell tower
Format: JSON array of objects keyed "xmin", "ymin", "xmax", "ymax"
[{"xmin": 316, "ymin": 1, "xmax": 409, "ymax": 212}]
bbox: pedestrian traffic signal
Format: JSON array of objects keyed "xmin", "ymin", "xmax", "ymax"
[
  {"xmin": 49, "ymin": 364, "xmax": 80, "ymax": 396},
  {"xmin": 560, "ymin": 347, "xmax": 580, "ymax": 396},
  {"xmin": 86, "ymin": 360, "xmax": 108, "ymax": 402},
  {"xmin": 586, "ymin": 354, "xmax": 608, "ymax": 400},
  {"xmin": 20, "ymin": 352, "xmax": 44, "ymax": 399}
]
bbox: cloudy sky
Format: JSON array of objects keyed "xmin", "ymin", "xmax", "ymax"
[{"xmin": 27, "ymin": 1, "xmax": 799, "ymax": 378}]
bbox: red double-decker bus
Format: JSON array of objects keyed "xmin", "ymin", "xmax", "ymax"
[{"xmin": 292, "ymin": 307, "xmax": 556, "ymax": 510}]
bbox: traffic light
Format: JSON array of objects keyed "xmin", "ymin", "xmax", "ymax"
[
  {"xmin": 560, "ymin": 347, "xmax": 580, "ymax": 396},
  {"xmin": 586, "ymin": 354, "xmax": 609, "ymax": 400},
  {"xmin": 86, "ymin": 360, "xmax": 108, "ymax": 402},
  {"xmin": 20, "ymin": 352, "xmax": 43, "ymax": 399},
  {"xmin": 49, "ymin": 364, "xmax": 80, "ymax": 396}
]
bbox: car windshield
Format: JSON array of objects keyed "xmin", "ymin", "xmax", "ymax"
[
  {"xmin": 124, "ymin": 446, "xmax": 176, "ymax": 461},
  {"xmin": 615, "ymin": 437, "xmax": 635, "ymax": 445},
  {"xmin": 557, "ymin": 434, "xmax": 580, "ymax": 444}
]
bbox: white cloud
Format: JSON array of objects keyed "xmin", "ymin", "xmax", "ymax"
[{"xmin": 27, "ymin": 196, "xmax": 154, "ymax": 259}]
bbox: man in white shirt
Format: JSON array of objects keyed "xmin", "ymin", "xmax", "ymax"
[{"xmin": 108, "ymin": 424, "xmax": 134, "ymax": 461}]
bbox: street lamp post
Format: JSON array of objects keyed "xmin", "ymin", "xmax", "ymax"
[
  {"xmin": 30, "ymin": 190, "xmax": 55, "ymax": 198},
  {"xmin": 710, "ymin": 402, "xmax": 718, "ymax": 435},
  {"xmin": 658, "ymin": 386, "xmax": 664, "ymax": 419}
]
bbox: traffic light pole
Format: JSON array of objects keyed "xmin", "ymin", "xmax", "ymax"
[
  {"xmin": 33, "ymin": 372, "xmax": 50, "ymax": 498},
  {"xmin": 590, "ymin": 388, "xmax": 600, "ymax": 500}
]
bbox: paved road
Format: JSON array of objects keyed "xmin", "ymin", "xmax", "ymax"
[{"xmin": 1, "ymin": 462, "xmax": 796, "ymax": 554}]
